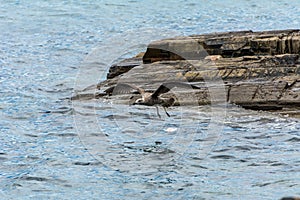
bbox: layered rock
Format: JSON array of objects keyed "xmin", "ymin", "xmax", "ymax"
[
  {"xmin": 72, "ymin": 30, "xmax": 300, "ymax": 117},
  {"xmin": 143, "ymin": 29, "xmax": 300, "ymax": 63},
  {"xmin": 106, "ymin": 56, "xmax": 142, "ymax": 79}
]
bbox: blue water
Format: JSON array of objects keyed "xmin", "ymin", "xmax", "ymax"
[{"xmin": 1, "ymin": 0, "xmax": 300, "ymax": 199}]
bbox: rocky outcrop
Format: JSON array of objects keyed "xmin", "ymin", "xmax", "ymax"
[
  {"xmin": 73, "ymin": 30, "xmax": 300, "ymax": 117},
  {"xmin": 143, "ymin": 29, "xmax": 300, "ymax": 63},
  {"xmin": 107, "ymin": 56, "xmax": 143, "ymax": 79}
]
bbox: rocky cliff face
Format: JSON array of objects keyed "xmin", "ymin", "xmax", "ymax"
[{"xmin": 73, "ymin": 30, "xmax": 300, "ymax": 117}]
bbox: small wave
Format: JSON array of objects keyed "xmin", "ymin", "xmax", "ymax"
[
  {"xmin": 47, "ymin": 133, "xmax": 77, "ymax": 137},
  {"xmin": 285, "ymin": 137, "xmax": 300, "ymax": 142},
  {"xmin": 73, "ymin": 161, "xmax": 102, "ymax": 166},
  {"xmin": 19, "ymin": 176, "xmax": 49, "ymax": 182},
  {"xmin": 210, "ymin": 155, "xmax": 236, "ymax": 160}
]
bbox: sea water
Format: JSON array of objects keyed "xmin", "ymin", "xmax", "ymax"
[{"xmin": 0, "ymin": 0, "xmax": 300, "ymax": 199}]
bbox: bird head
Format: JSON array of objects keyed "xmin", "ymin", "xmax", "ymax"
[{"xmin": 133, "ymin": 98, "xmax": 144, "ymax": 105}]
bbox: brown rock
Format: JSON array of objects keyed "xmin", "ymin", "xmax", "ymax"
[
  {"xmin": 73, "ymin": 30, "xmax": 300, "ymax": 117},
  {"xmin": 143, "ymin": 29, "xmax": 300, "ymax": 63},
  {"xmin": 106, "ymin": 57, "xmax": 142, "ymax": 79}
]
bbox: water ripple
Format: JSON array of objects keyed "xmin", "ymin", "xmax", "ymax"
[{"xmin": 1, "ymin": 0, "xmax": 300, "ymax": 199}]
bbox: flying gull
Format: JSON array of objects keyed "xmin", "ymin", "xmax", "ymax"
[{"xmin": 105, "ymin": 82, "xmax": 199, "ymax": 117}]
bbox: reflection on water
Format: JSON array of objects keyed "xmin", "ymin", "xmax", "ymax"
[{"xmin": 1, "ymin": 0, "xmax": 300, "ymax": 199}]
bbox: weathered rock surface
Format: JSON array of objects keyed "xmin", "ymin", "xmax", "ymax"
[
  {"xmin": 143, "ymin": 29, "xmax": 300, "ymax": 63},
  {"xmin": 72, "ymin": 30, "xmax": 300, "ymax": 117},
  {"xmin": 107, "ymin": 57, "xmax": 142, "ymax": 79}
]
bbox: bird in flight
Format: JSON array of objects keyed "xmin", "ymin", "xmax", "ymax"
[{"xmin": 105, "ymin": 82, "xmax": 199, "ymax": 118}]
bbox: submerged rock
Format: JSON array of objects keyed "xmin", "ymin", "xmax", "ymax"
[
  {"xmin": 281, "ymin": 197, "xmax": 300, "ymax": 200},
  {"xmin": 73, "ymin": 30, "xmax": 300, "ymax": 117}
]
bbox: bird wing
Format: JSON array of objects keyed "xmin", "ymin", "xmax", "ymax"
[
  {"xmin": 152, "ymin": 82, "xmax": 200, "ymax": 97},
  {"xmin": 104, "ymin": 83, "xmax": 145, "ymax": 95}
]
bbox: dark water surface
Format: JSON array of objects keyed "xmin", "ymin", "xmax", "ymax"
[{"xmin": 1, "ymin": 0, "xmax": 300, "ymax": 199}]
